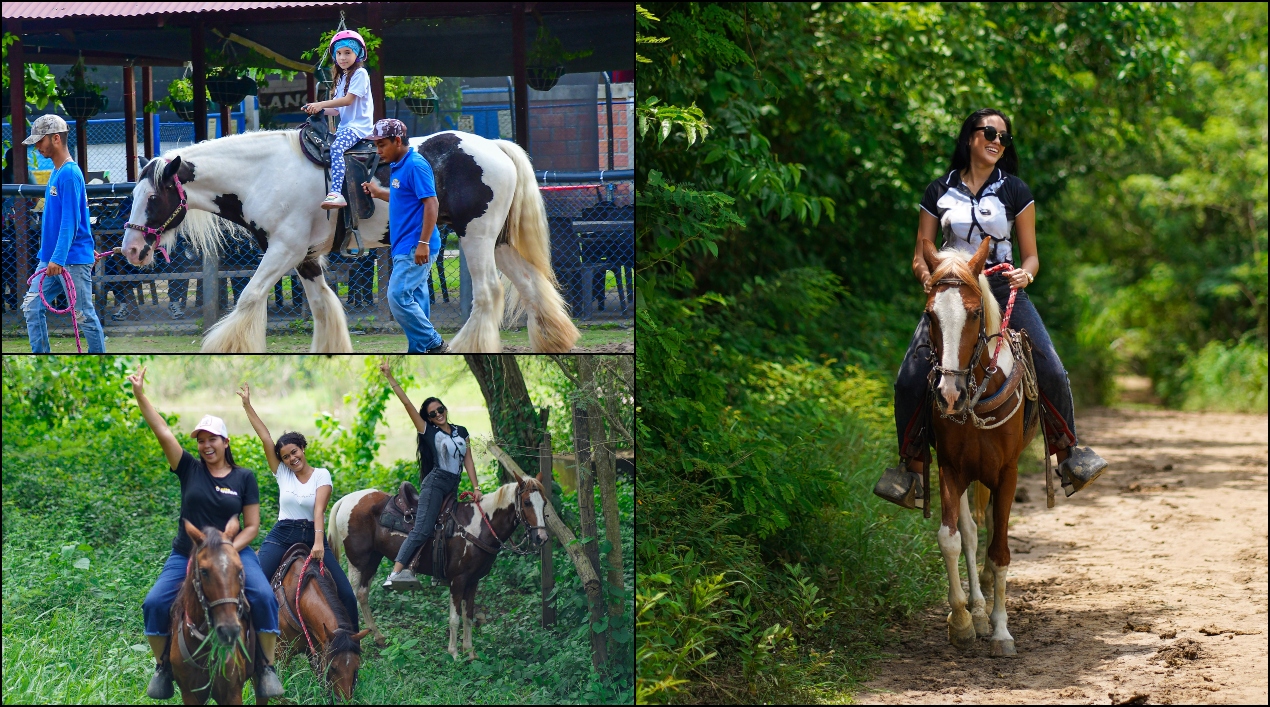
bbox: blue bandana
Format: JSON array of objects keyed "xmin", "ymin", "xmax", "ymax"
[{"xmin": 332, "ymin": 38, "xmax": 364, "ymax": 62}]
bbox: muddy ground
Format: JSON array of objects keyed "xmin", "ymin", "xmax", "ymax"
[{"xmin": 857, "ymin": 405, "xmax": 1268, "ymax": 705}]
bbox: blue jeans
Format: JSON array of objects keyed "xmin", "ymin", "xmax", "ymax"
[
  {"xmin": 142, "ymin": 549, "xmax": 279, "ymax": 636},
  {"xmin": 395, "ymin": 470, "xmax": 460, "ymax": 566},
  {"xmin": 894, "ymin": 273, "xmax": 1079, "ymax": 459},
  {"xmin": 388, "ymin": 252, "xmax": 443, "ymax": 352},
  {"xmin": 23, "ymin": 260, "xmax": 106, "ymax": 353},
  {"xmin": 257, "ymin": 519, "xmax": 359, "ymax": 628},
  {"xmin": 329, "ymin": 127, "xmax": 361, "ymax": 194}
]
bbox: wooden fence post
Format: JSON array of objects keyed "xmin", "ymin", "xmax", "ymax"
[
  {"xmin": 539, "ymin": 407, "xmax": 556, "ymax": 628},
  {"xmin": 573, "ymin": 401, "xmax": 608, "ymax": 667}
]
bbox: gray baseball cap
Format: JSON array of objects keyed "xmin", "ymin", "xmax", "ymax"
[{"xmin": 22, "ymin": 114, "xmax": 70, "ymax": 145}]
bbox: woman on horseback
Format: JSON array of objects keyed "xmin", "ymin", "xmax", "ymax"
[
  {"xmin": 301, "ymin": 29, "xmax": 374, "ymax": 211},
  {"xmin": 131, "ymin": 367, "xmax": 284, "ymax": 700},
  {"xmin": 378, "ymin": 361, "xmax": 484, "ymax": 591},
  {"xmin": 874, "ymin": 108, "xmax": 1108, "ymax": 509},
  {"xmin": 236, "ymin": 383, "xmax": 361, "ymax": 630}
]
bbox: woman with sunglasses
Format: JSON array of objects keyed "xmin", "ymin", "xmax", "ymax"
[
  {"xmin": 378, "ymin": 361, "xmax": 483, "ymax": 591},
  {"xmin": 874, "ymin": 108, "xmax": 1108, "ymax": 510}
]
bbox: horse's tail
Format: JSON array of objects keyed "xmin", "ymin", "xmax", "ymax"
[
  {"xmin": 494, "ymin": 139, "xmax": 581, "ymax": 352},
  {"xmin": 971, "ymin": 480, "xmax": 991, "ymax": 527}
]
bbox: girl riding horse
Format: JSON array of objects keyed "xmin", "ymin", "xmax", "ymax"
[
  {"xmin": 131, "ymin": 367, "xmax": 284, "ymax": 700},
  {"xmin": 301, "ymin": 29, "xmax": 374, "ymax": 212},
  {"xmin": 874, "ymin": 108, "xmax": 1109, "ymax": 509},
  {"xmin": 378, "ymin": 361, "xmax": 484, "ymax": 591}
]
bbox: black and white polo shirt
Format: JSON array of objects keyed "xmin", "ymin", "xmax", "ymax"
[{"xmin": 919, "ymin": 167, "xmax": 1034, "ymax": 267}]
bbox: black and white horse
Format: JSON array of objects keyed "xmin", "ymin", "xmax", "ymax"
[{"xmin": 120, "ymin": 130, "xmax": 580, "ymax": 352}]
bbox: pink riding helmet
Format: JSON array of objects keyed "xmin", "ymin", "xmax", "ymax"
[{"xmin": 329, "ymin": 29, "xmax": 367, "ymax": 62}]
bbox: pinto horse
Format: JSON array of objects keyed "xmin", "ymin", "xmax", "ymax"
[
  {"xmin": 328, "ymin": 473, "xmax": 550, "ymax": 659},
  {"xmin": 921, "ymin": 236, "xmax": 1038, "ymax": 657},
  {"xmin": 272, "ymin": 544, "xmax": 371, "ymax": 702},
  {"xmin": 169, "ymin": 520, "xmax": 263, "ymax": 704},
  {"xmin": 119, "ymin": 129, "xmax": 580, "ymax": 353}
]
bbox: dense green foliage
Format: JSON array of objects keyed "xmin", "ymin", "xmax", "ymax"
[
  {"xmin": 2, "ymin": 356, "xmax": 632, "ymax": 704},
  {"xmin": 636, "ymin": 2, "xmax": 1266, "ymax": 702}
]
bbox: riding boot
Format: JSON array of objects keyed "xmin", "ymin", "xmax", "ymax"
[
  {"xmin": 146, "ymin": 661, "xmax": 174, "ymax": 700},
  {"xmin": 1058, "ymin": 446, "xmax": 1109, "ymax": 497},
  {"xmin": 256, "ymin": 633, "xmax": 285, "ymax": 698},
  {"xmin": 873, "ymin": 463, "xmax": 924, "ymax": 509}
]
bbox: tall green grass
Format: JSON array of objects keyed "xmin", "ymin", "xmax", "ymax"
[{"xmin": 1171, "ymin": 337, "xmax": 1269, "ymax": 412}]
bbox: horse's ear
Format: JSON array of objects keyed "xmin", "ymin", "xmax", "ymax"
[
  {"xmin": 968, "ymin": 236, "xmax": 992, "ymax": 276},
  {"xmin": 351, "ymin": 629, "xmax": 372, "ymax": 643},
  {"xmin": 183, "ymin": 519, "xmax": 205, "ymax": 546},
  {"xmin": 161, "ymin": 156, "xmax": 182, "ymax": 183},
  {"xmin": 920, "ymin": 237, "xmax": 940, "ymax": 274}
]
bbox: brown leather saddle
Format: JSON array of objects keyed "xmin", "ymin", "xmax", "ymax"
[
  {"xmin": 298, "ymin": 114, "xmax": 389, "ymax": 258},
  {"xmin": 378, "ymin": 481, "xmax": 459, "ymax": 581}
]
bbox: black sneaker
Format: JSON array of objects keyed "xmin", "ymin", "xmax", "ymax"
[
  {"xmin": 146, "ymin": 661, "xmax": 174, "ymax": 700},
  {"xmin": 1059, "ymin": 446, "xmax": 1109, "ymax": 497},
  {"xmin": 425, "ymin": 339, "xmax": 447, "ymax": 354}
]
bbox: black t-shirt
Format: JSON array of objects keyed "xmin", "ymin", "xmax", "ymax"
[
  {"xmin": 919, "ymin": 167, "xmax": 1035, "ymax": 267},
  {"xmin": 171, "ymin": 450, "xmax": 260, "ymax": 556},
  {"xmin": 416, "ymin": 423, "xmax": 470, "ymax": 483}
]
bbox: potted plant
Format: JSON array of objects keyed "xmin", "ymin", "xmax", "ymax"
[
  {"xmin": 156, "ymin": 78, "xmax": 200, "ymax": 121},
  {"xmin": 56, "ymin": 57, "xmax": 108, "ymax": 120},
  {"xmin": 525, "ymin": 24, "xmax": 593, "ymax": 92},
  {"xmin": 384, "ymin": 75, "xmax": 443, "ymax": 116}
]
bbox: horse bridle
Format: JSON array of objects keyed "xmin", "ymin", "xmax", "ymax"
[
  {"xmin": 925, "ymin": 278, "xmax": 1002, "ymax": 422},
  {"xmin": 461, "ymin": 485, "xmax": 549, "ymax": 557},
  {"xmin": 125, "ymin": 171, "xmax": 187, "ymax": 245},
  {"xmin": 181, "ymin": 542, "xmax": 249, "ymax": 668}
]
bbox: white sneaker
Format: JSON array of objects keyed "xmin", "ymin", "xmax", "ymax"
[{"xmin": 321, "ymin": 192, "xmax": 347, "ymax": 210}]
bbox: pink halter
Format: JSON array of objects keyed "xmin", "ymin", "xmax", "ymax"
[{"xmin": 124, "ymin": 171, "xmax": 187, "ymax": 243}]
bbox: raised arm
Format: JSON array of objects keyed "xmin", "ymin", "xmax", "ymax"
[
  {"xmin": 380, "ymin": 360, "xmax": 428, "ymax": 433},
  {"xmin": 236, "ymin": 383, "xmax": 281, "ymax": 473},
  {"xmin": 127, "ymin": 366, "xmax": 184, "ymax": 470}
]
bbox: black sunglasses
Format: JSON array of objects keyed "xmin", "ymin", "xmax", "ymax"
[
  {"xmin": 972, "ymin": 125, "xmax": 1012, "ymax": 147},
  {"xmin": 427, "ymin": 405, "xmax": 447, "ymax": 418}
]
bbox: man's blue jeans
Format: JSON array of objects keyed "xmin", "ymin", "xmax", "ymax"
[
  {"xmin": 23, "ymin": 260, "xmax": 106, "ymax": 353},
  {"xmin": 388, "ymin": 251, "xmax": 442, "ymax": 352}
]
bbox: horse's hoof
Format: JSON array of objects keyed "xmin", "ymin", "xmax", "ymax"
[
  {"xmin": 971, "ymin": 608, "xmax": 991, "ymax": 637},
  {"xmin": 374, "ymin": 635, "xmax": 387, "ymax": 648},
  {"xmin": 991, "ymin": 639, "xmax": 1017, "ymax": 657},
  {"xmin": 947, "ymin": 613, "xmax": 977, "ymax": 651}
]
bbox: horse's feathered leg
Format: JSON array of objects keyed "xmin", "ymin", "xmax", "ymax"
[
  {"xmin": 296, "ymin": 257, "xmax": 353, "ymax": 353},
  {"xmin": 957, "ymin": 490, "xmax": 990, "ymax": 637},
  {"xmin": 494, "ymin": 244, "xmax": 579, "ymax": 352},
  {"xmin": 202, "ymin": 245, "xmax": 305, "ymax": 353},
  {"xmin": 449, "ymin": 239, "xmax": 504, "ymax": 352}
]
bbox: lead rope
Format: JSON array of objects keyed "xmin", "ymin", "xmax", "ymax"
[
  {"xmin": 981, "ymin": 262, "xmax": 1019, "ymax": 369},
  {"xmin": 296, "ymin": 556, "xmax": 322, "ymax": 667}
]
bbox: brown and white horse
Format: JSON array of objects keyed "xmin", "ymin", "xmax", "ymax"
[
  {"xmin": 922, "ymin": 236, "xmax": 1037, "ymax": 657},
  {"xmin": 327, "ymin": 473, "xmax": 550, "ymax": 659},
  {"xmin": 272, "ymin": 544, "xmax": 371, "ymax": 701},
  {"xmin": 169, "ymin": 520, "xmax": 262, "ymax": 704}
]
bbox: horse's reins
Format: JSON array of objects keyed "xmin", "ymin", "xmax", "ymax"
[{"xmin": 457, "ymin": 487, "xmax": 547, "ymax": 557}]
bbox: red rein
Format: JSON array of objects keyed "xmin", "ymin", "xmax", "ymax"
[
  {"xmin": 296, "ymin": 555, "xmax": 326, "ymax": 661},
  {"xmin": 460, "ymin": 491, "xmax": 501, "ymax": 543},
  {"xmin": 26, "ymin": 246, "xmax": 170, "ymax": 353},
  {"xmin": 982, "ymin": 263, "xmax": 1019, "ymax": 370}
]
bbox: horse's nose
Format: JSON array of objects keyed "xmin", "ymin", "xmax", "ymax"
[
  {"xmin": 215, "ymin": 623, "xmax": 240, "ymax": 645},
  {"xmin": 537, "ymin": 529, "xmax": 549, "ymax": 543}
]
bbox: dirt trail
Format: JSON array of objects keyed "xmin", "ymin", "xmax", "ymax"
[{"xmin": 857, "ymin": 406, "xmax": 1268, "ymax": 705}]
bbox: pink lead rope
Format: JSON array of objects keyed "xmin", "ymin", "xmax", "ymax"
[
  {"xmin": 981, "ymin": 262, "xmax": 1019, "ymax": 370},
  {"xmin": 26, "ymin": 246, "xmax": 170, "ymax": 353}
]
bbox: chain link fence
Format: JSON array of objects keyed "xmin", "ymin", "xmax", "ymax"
[{"xmin": 2, "ymin": 175, "xmax": 631, "ymax": 338}]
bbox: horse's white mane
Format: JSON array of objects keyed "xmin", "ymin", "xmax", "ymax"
[
  {"xmin": 930, "ymin": 249, "xmax": 1001, "ymax": 337},
  {"xmin": 479, "ymin": 482, "xmax": 519, "ymax": 514}
]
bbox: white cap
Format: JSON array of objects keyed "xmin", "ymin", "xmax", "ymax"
[{"xmin": 191, "ymin": 415, "xmax": 229, "ymax": 440}]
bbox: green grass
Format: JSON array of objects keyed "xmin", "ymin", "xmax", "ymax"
[{"xmin": 1, "ymin": 324, "xmax": 632, "ymax": 353}]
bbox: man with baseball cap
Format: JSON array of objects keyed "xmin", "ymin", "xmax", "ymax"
[
  {"xmin": 21, "ymin": 114, "xmax": 106, "ymax": 353},
  {"xmin": 361, "ymin": 118, "xmax": 445, "ymax": 353}
]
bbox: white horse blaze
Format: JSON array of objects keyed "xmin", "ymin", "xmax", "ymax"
[
  {"xmin": 529, "ymin": 490, "xmax": 548, "ymax": 542},
  {"xmin": 932, "ymin": 288, "xmax": 968, "ymax": 408}
]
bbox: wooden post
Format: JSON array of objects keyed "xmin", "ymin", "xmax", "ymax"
[
  {"xmin": 511, "ymin": 3, "xmax": 530, "ymax": 154},
  {"xmin": 142, "ymin": 66, "xmax": 155, "ymax": 162},
  {"xmin": 202, "ymin": 246, "xmax": 220, "ymax": 332},
  {"xmin": 192, "ymin": 18, "xmax": 208, "ymax": 143},
  {"xmin": 75, "ymin": 118, "xmax": 89, "ymax": 176},
  {"xmin": 124, "ymin": 64, "xmax": 138, "ymax": 181},
  {"xmin": 573, "ymin": 401, "xmax": 607, "ymax": 667},
  {"xmin": 539, "ymin": 408, "xmax": 556, "ymax": 628},
  {"xmin": 306, "ymin": 71, "xmax": 316, "ymax": 103},
  {"xmin": 8, "ymin": 24, "xmax": 31, "ymax": 284},
  {"xmin": 219, "ymin": 102, "xmax": 231, "ymax": 138},
  {"xmin": 367, "ymin": 2, "xmax": 387, "ymax": 123}
]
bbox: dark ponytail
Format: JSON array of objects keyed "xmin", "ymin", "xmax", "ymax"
[
  {"xmin": 948, "ymin": 108, "xmax": 1019, "ymax": 177},
  {"xmin": 416, "ymin": 397, "xmax": 445, "ymax": 480}
]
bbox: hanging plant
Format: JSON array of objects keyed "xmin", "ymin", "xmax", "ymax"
[
  {"xmin": 385, "ymin": 75, "xmax": 442, "ymax": 116},
  {"xmin": 3, "ymin": 33, "xmax": 60, "ymax": 114},
  {"xmin": 525, "ymin": 24, "xmax": 593, "ymax": 92},
  {"xmin": 56, "ymin": 57, "xmax": 108, "ymax": 120},
  {"xmin": 148, "ymin": 78, "xmax": 208, "ymax": 121}
]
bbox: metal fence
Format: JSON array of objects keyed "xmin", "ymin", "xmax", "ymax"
[{"xmin": 1, "ymin": 174, "xmax": 631, "ymax": 337}]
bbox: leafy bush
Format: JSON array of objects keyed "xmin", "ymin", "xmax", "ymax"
[{"xmin": 1170, "ymin": 336, "xmax": 1268, "ymax": 412}]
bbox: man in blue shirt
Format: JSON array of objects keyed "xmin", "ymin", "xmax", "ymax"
[
  {"xmin": 361, "ymin": 119, "xmax": 444, "ymax": 353},
  {"xmin": 21, "ymin": 114, "xmax": 106, "ymax": 353}
]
